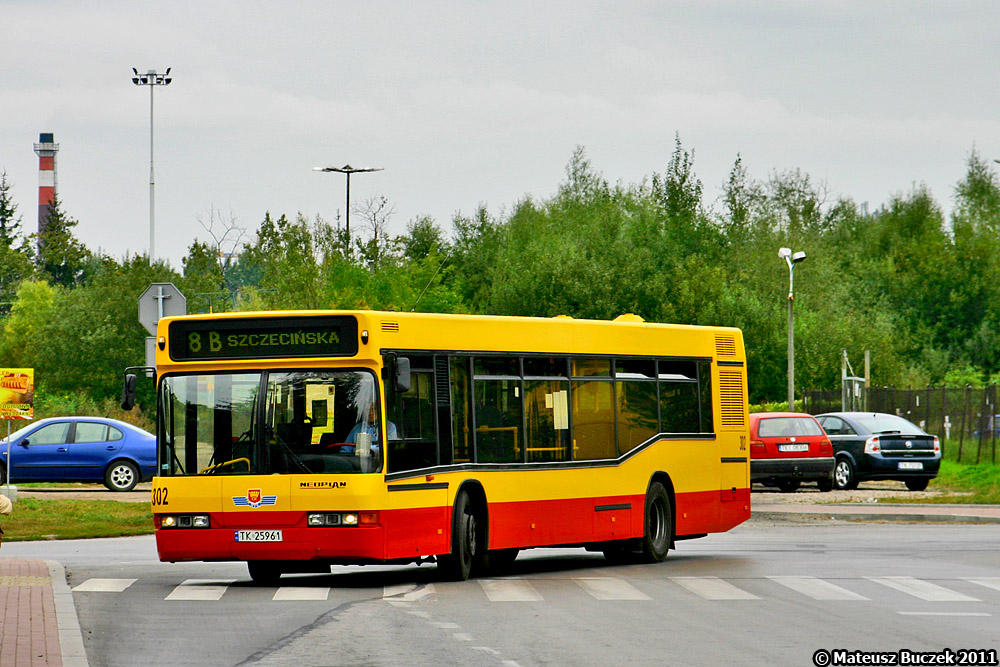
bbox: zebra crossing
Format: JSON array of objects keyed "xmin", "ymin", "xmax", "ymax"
[{"xmin": 70, "ymin": 574, "xmax": 1000, "ymax": 609}]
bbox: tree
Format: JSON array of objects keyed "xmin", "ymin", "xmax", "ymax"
[
  {"xmin": 0, "ymin": 172, "xmax": 34, "ymax": 312},
  {"xmin": 400, "ymin": 215, "xmax": 449, "ymax": 261},
  {"xmin": 950, "ymin": 150, "xmax": 1000, "ymax": 377},
  {"xmin": 0, "ymin": 171, "xmax": 24, "ymax": 247},
  {"xmin": 238, "ymin": 212, "xmax": 321, "ymax": 309},
  {"xmin": 181, "ymin": 240, "xmax": 228, "ymax": 313},
  {"xmin": 719, "ymin": 154, "xmax": 760, "ymax": 240},
  {"xmin": 354, "ymin": 195, "xmax": 397, "ymax": 271},
  {"xmin": 34, "ymin": 195, "xmax": 90, "ymax": 288}
]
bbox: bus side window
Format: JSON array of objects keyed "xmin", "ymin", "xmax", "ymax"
[
  {"xmin": 572, "ymin": 380, "xmax": 616, "ymax": 460},
  {"xmin": 386, "ymin": 367, "xmax": 437, "ymax": 473},
  {"xmin": 524, "ymin": 379, "xmax": 569, "ymax": 462},
  {"xmin": 699, "ymin": 361, "xmax": 714, "ymax": 433},
  {"xmin": 474, "ymin": 378, "xmax": 522, "ymax": 463},
  {"xmin": 450, "ymin": 357, "xmax": 472, "ymax": 463},
  {"xmin": 659, "ymin": 360, "xmax": 701, "ymax": 434}
]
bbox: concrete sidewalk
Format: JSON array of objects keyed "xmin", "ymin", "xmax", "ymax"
[{"xmin": 0, "ymin": 558, "xmax": 87, "ymax": 667}]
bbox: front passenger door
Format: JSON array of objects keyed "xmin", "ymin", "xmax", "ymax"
[{"xmin": 11, "ymin": 422, "xmax": 73, "ymax": 481}]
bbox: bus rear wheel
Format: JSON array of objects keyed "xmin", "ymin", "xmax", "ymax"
[
  {"xmin": 247, "ymin": 561, "xmax": 282, "ymax": 585},
  {"xmin": 438, "ymin": 490, "xmax": 486, "ymax": 581},
  {"xmin": 639, "ymin": 481, "xmax": 672, "ymax": 563}
]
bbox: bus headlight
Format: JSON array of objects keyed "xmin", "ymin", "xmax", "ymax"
[
  {"xmin": 159, "ymin": 514, "xmax": 210, "ymax": 529},
  {"xmin": 308, "ymin": 512, "xmax": 341, "ymax": 526},
  {"xmin": 306, "ymin": 512, "xmax": 379, "ymax": 526}
]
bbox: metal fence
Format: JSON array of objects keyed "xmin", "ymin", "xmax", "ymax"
[{"xmin": 803, "ymin": 385, "xmax": 999, "ymax": 464}]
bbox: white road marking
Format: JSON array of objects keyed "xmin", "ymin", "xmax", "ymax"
[
  {"xmin": 479, "ymin": 579, "xmax": 544, "ymax": 602},
  {"xmin": 432, "ymin": 621, "xmax": 461, "ymax": 629},
  {"xmin": 72, "ymin": 578, "xmax": 136, "ymax": 592},
  {"xmin": 383, "ymin": 583, "xmax": 417, "ymax": 598},
  {"xmin": 385, "ymin": 583, "xmax": 436, "ymax": 602},
  {"xmin": 768, "ymin": 576, "xmax": 869, "ymax": 600},
  {"xmin": 897, "ymin": 612, "xmax": 991, "ymax": 616},
  {"xmin": 671, "ymin": 576, "xmax": 760, "ymax": 600},
  {"xmin": 165, "ymin": 579, "xmax": 236, "ymax": 601},
  {"xmin": 866, "ymin": 576, "xmax": 981, "ymax": 602},
  {"xmin": 272, "ymin": 586, "xmax": 329, "ymax": 601},
  {"xmin": 574, "ymin": 577, "xmax": 651, "ymax": 600},
  {"xmin": 964, "ymin": 577, "xmax": 1000, "ymax": 593}
]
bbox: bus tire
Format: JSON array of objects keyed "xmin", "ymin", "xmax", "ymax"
[
  {"xmin": 438, "ymin": 490, "xmax": 485, "ymax": 581},
  {"xmin": 247, "ymin": 561, "xmax": 282, "ymax": 585},
  {"xmin": 639, "ymin": 481, "xmax": 672, "ymax": 563}
]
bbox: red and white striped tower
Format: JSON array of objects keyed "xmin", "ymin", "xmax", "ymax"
[{"xmin": 33, "ymin": 132, "xmax": 59, "ymax": 236}]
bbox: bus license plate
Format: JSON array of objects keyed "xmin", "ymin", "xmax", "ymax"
[
  {"xmin": 898, "ymin": 462, "xmax": 923, "ymax": 470},
  {"xmin": 778, "ymin": 444, "xmax": 809, "ymax": 452},
  {"xmin": 234, "ymin": 530, "xmax": 283, "ymax": 542}
]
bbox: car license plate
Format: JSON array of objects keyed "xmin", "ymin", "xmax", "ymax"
[
  {"xmin": 778, "ymin": 444, "xmax": 809, "ymax": 452},
  {"xmin": 234, "ymin": 530, "xmax": 283, "ymax": 542},
  {"xmin": 898, "ymin": 461, "xmax": 923, "ymax": 470}
]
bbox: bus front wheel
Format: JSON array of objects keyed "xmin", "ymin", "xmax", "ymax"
[
  {"xmin": 438, "ymin": 490, "xmax": 486, "ymax": 581},
  {"xmin": 639, "ymin": 481, "xmax": 672, "ymax": 563}
]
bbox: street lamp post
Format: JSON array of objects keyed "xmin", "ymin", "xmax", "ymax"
[
  {"xmin": 313, "ymin": 165, "xmax": 384, "ymax": 246},
  {"xmin": 132, "ymin": 67, "xmax": 172, "ymax": 262},
  {"xmin": 778, "ymin": 247, "xmax": 807, "ymax": 409}
]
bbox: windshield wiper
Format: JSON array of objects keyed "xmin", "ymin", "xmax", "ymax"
[{"xmin": 265, "ymin": 426, "xmax": 311, "ymax": 474}]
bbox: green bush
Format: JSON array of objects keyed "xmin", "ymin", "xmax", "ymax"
[{"xmin": 31, "ymin": 390, "xmax": 154, "ymax": 432}]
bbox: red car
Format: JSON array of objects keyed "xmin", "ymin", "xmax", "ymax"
[{"xmin": 749, "ymin": 412, "xmax": 835, "ymax": 492}]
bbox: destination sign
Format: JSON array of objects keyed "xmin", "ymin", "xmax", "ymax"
[{"xmin": 169, "ymin": 316, "xmax": 358, "ymax": 360}]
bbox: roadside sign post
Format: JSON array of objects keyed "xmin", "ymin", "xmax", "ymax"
[
  {"xmin": 139, "ymin": 282, "xmax": 187, "ymax": 336},
  {"xmin": 138, "ymin": 283, "xmax": 186, "ymax": 373},
  {"xmin": 1, "ymin": 367, "xmax": 35, "ymax": 499}
]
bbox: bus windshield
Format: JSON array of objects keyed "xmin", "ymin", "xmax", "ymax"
[{"xmin": 158, "ymin": 369, "xmax": 383, "ymax": 476}]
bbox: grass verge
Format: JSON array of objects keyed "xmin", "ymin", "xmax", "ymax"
[
  {"xmin": 1, "ymin": 497, "xmax": 153, "ymax": 541},
  {"xmin": 882, "ymin": 459, "xmax": 1000, "ymax": 504}
]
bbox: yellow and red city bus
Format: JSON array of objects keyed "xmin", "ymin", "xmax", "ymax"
[{"xmin": 128, "ymin": 310, "xmax": 750, "ymax": 582}]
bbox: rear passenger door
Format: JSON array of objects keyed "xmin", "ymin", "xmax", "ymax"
[{"xmin": 72, "ymin": 421, "xmax": 125, "ymax": 482}]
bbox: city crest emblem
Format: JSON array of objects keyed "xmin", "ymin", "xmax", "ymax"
[{"xmin": 232, "ymin": 488, "xmax": 277, "ymax": 509}]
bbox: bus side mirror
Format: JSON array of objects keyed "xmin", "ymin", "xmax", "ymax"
[
  {"xmin": 121, "ymin": 373, "xmax": 138, "ymax": 411},
  {"xmin": 395, "ymin": 357, "xmax": 411, "ymax": 393}
]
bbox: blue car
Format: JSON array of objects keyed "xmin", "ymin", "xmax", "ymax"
[{"xmin": 0, "ymin": 417, "xmax": 156, "ymax": 491}]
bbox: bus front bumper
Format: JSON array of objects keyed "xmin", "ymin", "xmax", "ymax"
[{"xmin": 155, "ymin": 525, "xmax": 387, "ymax": 563}]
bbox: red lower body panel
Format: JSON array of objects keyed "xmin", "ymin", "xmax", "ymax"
[{"xmin": 155, "ymin": 488, "xmax": 746, "ymax": 563}]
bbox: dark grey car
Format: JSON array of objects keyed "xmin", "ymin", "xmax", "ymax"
[{"xmin": 815, "ymin": 412, "xmax": 940, "ymax": 491}]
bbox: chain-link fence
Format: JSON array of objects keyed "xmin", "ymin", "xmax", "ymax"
[{"xmin": 803, "ymin": 385, "xmax": 998, "ymax": 464}]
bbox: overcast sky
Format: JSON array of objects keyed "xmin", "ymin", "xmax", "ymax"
[{"xmin": 2, "ymin": 1, "xmax": 999, "ymax": 268}]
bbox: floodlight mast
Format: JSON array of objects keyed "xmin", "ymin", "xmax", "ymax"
[
  {"xmin": 779, "ymin": 247, "xmax": 808, "ymax": 408},
  {"xmin": 313, "ymin": 165, "xmax": 384, "ymax": 247},
  {"xmin": 131, "ymin": 67, "xmax": 173, "ymax": 262}
]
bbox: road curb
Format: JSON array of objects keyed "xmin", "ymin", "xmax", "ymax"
[
  {"xmin": 751, "ymin": 503, "xmax": 1000, "ymax": 525},
  {"xmin": 45, "ymin": 559, "xmax": 89, "ymax": 667}
]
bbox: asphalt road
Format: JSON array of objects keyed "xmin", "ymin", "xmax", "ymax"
[{"xmin": 6, "ymin": 520, "xmax": 999, "ymax": 666}]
